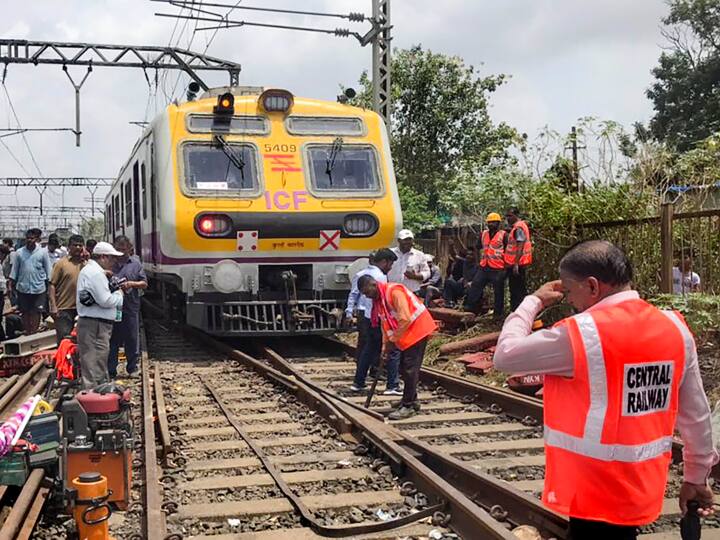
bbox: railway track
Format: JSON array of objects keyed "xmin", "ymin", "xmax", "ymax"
[
  {"xmin": 136, "ymin": 315, "xmax": 555, "ymax": 540},
  {"xmin": 0, "ymin": 359, "xmax": 54, "ymax": 540},
  {"xmin": 250, "ymin": 335, "xmax": 720, "ymax": 540}
]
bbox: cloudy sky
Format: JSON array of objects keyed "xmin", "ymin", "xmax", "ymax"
[{"xmin": 0, "ymin": 0, "xmax": 670, "ymax": 224}]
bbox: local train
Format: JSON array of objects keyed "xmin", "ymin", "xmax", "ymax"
[{"xmin": 104, "ymin": 86, "xmax": 401, "ymax": 335}]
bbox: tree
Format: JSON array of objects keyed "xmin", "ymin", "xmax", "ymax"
[
  {"xmin": 80, "ymin": 218, "xmax": 104, "ymax": 241},
  {"xmin": 647, "ymin": 0, "xmax": 720, "ymax": 150},
  {"xmin": 348, "ymin": 45, "xmax": 517, "ymax": 229}
]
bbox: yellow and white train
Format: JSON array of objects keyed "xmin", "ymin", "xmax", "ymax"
[{"xmin": 105, "ymin": 86, "xmax": 401, "ymax": 335}]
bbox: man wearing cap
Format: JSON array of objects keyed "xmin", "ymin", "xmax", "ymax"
[
  {"xmin": 76, "ymin": 241, "xmax": 124, "ymax": 389},
  {"xmin": 345, "ymin": 248, "xmax": 401, "ymax": 394},
  {"xmin": 388, "ymin": 229, "xmax": 431, "ymax": 295},
  {"xmin": 464, "ymin": 213, "xmax": 507, "ymax": 319}
]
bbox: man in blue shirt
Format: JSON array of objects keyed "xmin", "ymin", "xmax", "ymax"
[
  {"xmin": 107, "ymin": 236, "xmax": 147, "ymax": 378},
  {"xmin": 345, "ymin": 248, "xmax": 400, "ymax": 393},
  {"xmin": 8, "ymin": 228, "xmax": 52, "ymax": 335}
]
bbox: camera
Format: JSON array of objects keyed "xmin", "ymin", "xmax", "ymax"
[{"xmin": 109, "ymin": 276, "xmax": 127, "ymax": 293}]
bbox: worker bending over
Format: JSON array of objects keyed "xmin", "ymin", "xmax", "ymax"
[
  {"xmin": 358, "ymin": 275, "xmax": 437, "ymax": 420},
  {"xmin": 494, "ymin": 240, "xmax": 717, "ymax": 540}
]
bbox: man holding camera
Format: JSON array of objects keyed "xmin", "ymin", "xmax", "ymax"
[
  {"xmin": 76, "ymin": 241, "xmax": 124, "ymax": 389},
  {"xmin": 107, "ymin": 236, "xmax": 147, "ymax": 379}
]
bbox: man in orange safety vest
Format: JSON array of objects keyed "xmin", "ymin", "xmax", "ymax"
[
  {"xmin": 464, "ymin": 212, "xmax": 507, "ymax": 319},
  {"xmin": 494, "ymin": 240, "xmax": 717, "ymax": 539},
  {"xmin": 359, "ymin": 275, "xmax": 437, "ymax": 420},
  {"xmin": 504, "ymin": 207, "xmax": 533, "ymax": 312}
]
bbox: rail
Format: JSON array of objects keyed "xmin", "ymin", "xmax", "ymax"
[{"xmin": 144, "ymin": 312, "xmax": 523, "ymax": 539}]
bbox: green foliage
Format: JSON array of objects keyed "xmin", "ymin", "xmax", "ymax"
[
  {"xmin": 80, "ymin": 218, "xmax": 104, "ymax": 241},
  {"xmin": 649, "ymin": 293, "xmax": 720, "ymax": 339},
  {"xmin": 348, "ymin": 45, "xmax": 517, "ymax": 229},
  {"xmin": 647, "ymin": 0, "xmax": 720, "ymax": 150},
  {"xmin": 396, "ymin": 182, "xmax": 442, "ymax": 232}
]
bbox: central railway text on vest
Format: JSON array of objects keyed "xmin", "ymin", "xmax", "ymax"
[{"xmin": 623, "ymin": 361, "xmax": 674, "ymax": 416}]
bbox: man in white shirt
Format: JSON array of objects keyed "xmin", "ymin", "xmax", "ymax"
[
  {"xmin": 46, "ymin": 233, "xmax": 68, "ymax": 267},
  {"xmin": 76, "ymin": 242, "xmax": 124, "ymax": 389},
  {"xmin": 345, "ymin": 249, "xmax": 401, "ymax": 393},
  {"xmin": 388, "ymin": 229, "xmax": 431, "ymax": 294},
  {"xmin": 673, "ymin": 254, "xmax": 701, "ymax": 295}
]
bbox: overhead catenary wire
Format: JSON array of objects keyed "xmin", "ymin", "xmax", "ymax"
[
  {"xmin": 155, "ymin": 12, "xmax": 361, "ymax": 41},
  {"xmin": 152, "ymin": 0, "xmax": 366, "ymax": 22}
]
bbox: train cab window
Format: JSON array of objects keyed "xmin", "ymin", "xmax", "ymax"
[
  {"xmin": 287, "ymin": 117, "xmax": 364, "ymax": 136},
  {"xmin": 182, "ymin": 142, "xmax": 259, "ymax": 194},
  {"xmin": 306, "ymin": 144, "xmax": 381, "ymax": 193},
  {"xmin": 187, "ymin": 114, "xmax": 269, "ymax": 135}
]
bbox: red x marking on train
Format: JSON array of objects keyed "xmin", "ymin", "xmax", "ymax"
[
  {"xmin": 319, "ymin": 230, "xmax": 340, "ymax": 251},
  {"xmin": 265, "ymin": 154, "xmax": 302, "ymax": 172}
]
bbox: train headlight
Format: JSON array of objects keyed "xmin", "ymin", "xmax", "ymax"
[
  {"xmin": 195, "ymin": 214, "xmax": 232, "ymax": 237},
  {"xmin": 211, "ymin": 260, "xmax": 243, "ymax": 293},
  {"xmin": 260, "ymin": 89, "xmax": 294, "ymax": 113},
  {"xmin": 342, "ymin": 213, "xmax": 378, "ymax": 237}
]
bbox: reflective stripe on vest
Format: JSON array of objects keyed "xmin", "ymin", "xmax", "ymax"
[
  {"xmin": 480, "ymin": 230, "xmax": 505, "ymax": 269},
  {"xmin": 504, "ymin": 220, "xmax": 532, "ymax": 266},
  {"xmin": 544, "ymin": 311, "xmax": 689, "ymax": 461},
  {"xmin": 382, "ymin": 283, "xmax": 436, "ymax": 349}
]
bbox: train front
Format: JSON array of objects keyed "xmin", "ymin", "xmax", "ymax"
[{"xmin": 158, "ymin": 88, "xmax": 401, "ymax": 335}]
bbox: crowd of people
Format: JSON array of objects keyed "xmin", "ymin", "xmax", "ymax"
[{"xmin": 0, "ymin": 229, "xmax": 146, "ymax": 388}]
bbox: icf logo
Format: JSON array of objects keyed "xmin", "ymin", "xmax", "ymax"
[{"xmin": 263, "ymin": 190, "xmax": 308, "ymax": 210}]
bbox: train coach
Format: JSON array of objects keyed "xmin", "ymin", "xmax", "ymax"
[{"xmin": 104, "ymin": 86, "xmax": 401, "ymax": 335}]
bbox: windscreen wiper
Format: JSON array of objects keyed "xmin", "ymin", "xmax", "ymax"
[
  {"xmin": 325, "ymin": 137, "xmax": 344, "ymax": 185},
  {"xmin": 214, "ymin": 134, "xmax": 245, "ymax": 181}
]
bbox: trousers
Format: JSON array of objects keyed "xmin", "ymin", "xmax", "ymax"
[
  {"xmin": 508, "ymin": 265, "xmax": 529, "ymax": 311},
  {"xmin": 77, "ymin": 317, "xmax": 113, "ymax": 389},
  {"xmin": 464, "ymin": 268, "xmax": 505, "ymax": 318},
  {"xmin": 568, "ymin": 518, "xmax": 637, "ymax": 540},
  {"xmin": 54, "ymin": 309, "xmax": 77, "ymax": 346},
  {"xmin": 399, "ymin": 337, "xmax": 428, "ymax": 406},
  {"xmin": 108, "ymin": 310, "xmax": 140, "ymax": 377},
  {"xmin": 353, "ymin": 316, "xmax": 381, "ymax": 387}
]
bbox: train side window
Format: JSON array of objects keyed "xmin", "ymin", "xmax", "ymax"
[
  {"xmin": 113, "ymin": 194, "xmax": 121, "ymax": 233},
  {"xmin": 181, "ymin": 142, "xmax": 260, "ymax": 195},
  {"xmin": 141, "ymin": 163, "xmax": 147, "ymax": 220},
  {"xmin": 106, "ymin": 204, "xmax": 112, "ymax": 237},
  {"xmin": 305, "ymin": 144, "xmax": 382, "ymax": 195},
  {"xmin": 125, "ymin": 181, "xmax": 132, "ymax": 226}
]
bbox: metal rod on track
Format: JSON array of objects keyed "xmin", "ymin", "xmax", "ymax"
[
  {"xmin": 141, "ymin": 329, "xmax": 167, "ymax": 538},
  {"xmin": 0, "ymin": 468, "xmax": 44, "ymax": 540}
]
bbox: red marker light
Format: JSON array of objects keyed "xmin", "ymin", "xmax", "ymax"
[
  {"xmin": 199, "ymin": 218, "xmax": 214, "ymax": 233},
  {"xmin": 196, "ymin": 214, "xmax": 231, "ymax": 237}
]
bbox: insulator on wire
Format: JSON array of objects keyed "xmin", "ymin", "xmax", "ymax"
[
  {"xmin": 348, "ymin": 12, "xmax": 365, "ymax": 22},
  {"xmin": 334, "ymin": 28, "xmax": 350, "ymax": 37}
]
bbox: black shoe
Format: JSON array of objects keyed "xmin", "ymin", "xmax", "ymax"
[
  {"xmin": 388, "ymin": 406, "xmax": 417, "ymax": 420},
  {"xmin": 391, "ymin": 400, "xmax": 421, "ymax": 411}
]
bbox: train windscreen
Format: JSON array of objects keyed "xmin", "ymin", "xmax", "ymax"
[
  {"xmin": 183, "ymin": 142, "xmax": 259, "ymax": 193},
  {"xmin": 306, "ymin": 144, "xmax": 381, "ymax": 193}
]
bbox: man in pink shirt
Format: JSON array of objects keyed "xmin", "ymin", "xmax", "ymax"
[{"xmin": 494, "ymin": 240, "xmax": 717, "ymax": 539}]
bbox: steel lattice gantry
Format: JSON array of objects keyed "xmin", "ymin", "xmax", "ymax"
[
  {"xmin": 0, "ymin": 39, "xmax": 241, "ymax": 89},
  {"xmin": 0, "ymin": 177, "xmax": 113, "ymax": 187}
]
